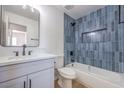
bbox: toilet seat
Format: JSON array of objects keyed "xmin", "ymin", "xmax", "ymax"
[{"xmin": 58, "ymin": 67, "xmax": 76, "ymax": 79}]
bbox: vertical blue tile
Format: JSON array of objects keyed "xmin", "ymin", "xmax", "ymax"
[
  {"xmin": 64, "ymin": 5, "xmax": 124, "ymax": 73},
  {"xmin": 120, "ymin": 6, "xmax": 124, "ymax": 22}
]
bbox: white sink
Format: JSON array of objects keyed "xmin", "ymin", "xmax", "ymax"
[
  {"xmin": 7, "ymin": 56, "xmax": 20, "ymax": 60},
  {"xmin": 0, "ymin": 53, "xmax": 57, "ymax": 66}
]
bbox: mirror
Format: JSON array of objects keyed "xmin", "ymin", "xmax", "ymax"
[{"xmin": 0, "ymin": 5, "xmax": 40, "ymax": 47}]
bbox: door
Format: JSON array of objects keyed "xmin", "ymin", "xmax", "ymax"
[
  {"xmin": 28, "ymin": 68, "xmax": 54, "ymax": 88},
  {"xmin": 0, "ymin": 76, "xmax": 27, "ymax": 88}
]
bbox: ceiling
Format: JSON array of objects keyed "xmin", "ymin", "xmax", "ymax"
[{"xmin": 54, "ymin": 5, "xmax": 106, "ymax": 19}]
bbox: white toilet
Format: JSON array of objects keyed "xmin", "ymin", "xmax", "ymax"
[{"xmin": 57, "ymin": 67, "xmax": 76, "ymax": 88}]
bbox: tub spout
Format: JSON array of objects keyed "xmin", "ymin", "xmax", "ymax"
[{"xmin": 88, "ymin": 65, "xmax": 91, "ymax": 72}]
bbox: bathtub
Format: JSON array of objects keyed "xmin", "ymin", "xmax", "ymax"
[{"xmin": 66, "ymin": 62, "xmax": 124, "ymax": 88}]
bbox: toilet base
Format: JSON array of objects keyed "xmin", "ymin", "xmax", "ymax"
[{"xmin": 58, "ymin": 75, "xmax": 72, "ymax": 88}]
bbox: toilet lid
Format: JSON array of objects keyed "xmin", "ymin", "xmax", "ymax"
[{"xmin": 58, "ymin": 67, "xmax": 76, "ymax": 76}]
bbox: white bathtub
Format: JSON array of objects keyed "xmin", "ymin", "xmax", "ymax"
[{"xmin": 66, "ymin": 62, "xmax": 124, "ymax": 88}]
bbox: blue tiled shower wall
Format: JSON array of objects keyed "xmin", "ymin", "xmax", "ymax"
[
  {"xmin": 64, "ymin": 14, "xmax": 75, "ymax": 66},
  {"xmin": 64, "ymin": 5, "xmax": 124, "ymax": 73}
]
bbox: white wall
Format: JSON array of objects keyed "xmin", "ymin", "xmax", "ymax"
[
  {"xmin": 39, "ymin": 5, "xmax": 64, "ymax": 56},
  {"xmin": 39, "ymin": 5, "xmax": 64, "ymax": 68},
  {"xmin": 0, "ymin": 5, "xmax": 64, "ymax": 67}
]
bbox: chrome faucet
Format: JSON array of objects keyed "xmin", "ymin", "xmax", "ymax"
[{"xmin": 22, "ymin": 44, "xmax": 27, "ymax": 56}]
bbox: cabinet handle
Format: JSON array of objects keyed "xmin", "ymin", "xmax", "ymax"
[
  {"xmin": 29, "ymin": 79, "xmax": 31, "ymax": 88},
  {"xmin": 24, "ymin": 81, "xmax": 26, "ymax": 88}
]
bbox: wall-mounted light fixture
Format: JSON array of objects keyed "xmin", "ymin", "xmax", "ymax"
[{"xmin": 22, "ymin": 5, "xmax": 34, "ymax": 12}]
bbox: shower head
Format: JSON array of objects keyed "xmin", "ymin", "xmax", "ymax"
[{"xmin": 71, "ymin": 22, "xmax": 76, "ymax": 26}]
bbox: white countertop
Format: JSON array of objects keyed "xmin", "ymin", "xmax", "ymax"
[{"xmin": 0, "ymin": 53, "xmax": 58, "ymax": 67}]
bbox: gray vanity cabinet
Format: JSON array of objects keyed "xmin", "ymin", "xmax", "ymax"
[
  {"xmin": 28, "ymin": 68, "xmax": 54, "ymax": 88},
  {"xmin": 0, "ymin": 59, "xmax": 54, "ymax": 88},
  {"xmin": 0, "ymin": 76, "xmax": 27, "ymax": 88}
]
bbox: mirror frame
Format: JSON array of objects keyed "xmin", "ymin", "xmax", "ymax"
[{"xmin": 0, "ymin": 5, "xmax": 40, "ymax": 47}]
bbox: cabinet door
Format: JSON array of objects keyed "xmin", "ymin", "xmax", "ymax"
[
  {"xmin": 28, "ymin": 68, "xmax": 54, "ymax": 88},
  {"xmin": 0, "ymin": 76, "xmax": 27, "ymax": 88}
]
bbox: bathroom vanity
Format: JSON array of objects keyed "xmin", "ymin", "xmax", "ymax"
[
  {"xmin": 0, "ymin": 54, "xmax": 56, "ymax": 88},
  {"xmin": 0, "ymin": 5, "xmax": 56, "ymax": 88}
]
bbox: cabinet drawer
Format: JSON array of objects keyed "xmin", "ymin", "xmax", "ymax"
[{"xmin": 0, "ymin": 59, "xmax": 54, "ymax": 83}]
